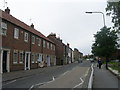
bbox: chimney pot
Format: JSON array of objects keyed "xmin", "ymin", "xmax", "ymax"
[
  {"xmin": 5, "ymin": 7, "xmax": 10, "ymax": 14},
  {"xmin": 67, "ymin": 43, "xmax": 69, "ymax": 47},
  {"xmin": 31, "ymin": 23, "xmax": 34, "ymax": 28},
  {"xmin": 49, "ymin": 33, "xmax": 56, "ymax": 37}
]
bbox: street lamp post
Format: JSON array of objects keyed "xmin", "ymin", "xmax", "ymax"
[
  {"xmin": 86, "ymin": 11, "xmax": 109, "ymax": 69},
  {"xmin": 86, "ymin": 12, "xmax": 106, "ymax": 27}
]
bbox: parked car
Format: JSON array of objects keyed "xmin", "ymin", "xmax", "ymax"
[{"xmin": 90, "ymin": 58, "xmax": 94, "ymax": 63}]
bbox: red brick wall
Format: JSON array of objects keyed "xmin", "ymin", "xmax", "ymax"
[
  {"xmin": 42, "ymin": 39, "xmax": 55, "ymax": 56},
  {"xmin": 47, "ymin": 35, "xmax": 64, "ymax": 65},
  {"xmin": 2, "ymin": 20, "xmax": 31, "ymax": 51},
  {"xmin": 2, "ymin": 19, "xmax": 56, "ymax": 72}
]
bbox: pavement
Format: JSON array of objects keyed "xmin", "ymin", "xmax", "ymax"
[{"xmin": 93, "ymin": 63, "xmax": 120, "ymax": 89}]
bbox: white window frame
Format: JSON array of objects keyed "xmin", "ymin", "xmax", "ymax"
[
  {"xmin": 35, "ymin": 53, "xmax": 39, "ymax": 63},
  {"xmin": 1, "ymin": 22, "xmax": 7, "ymax": 36},
  {"xmin": 24, "ymin": 32, "xmax": 28, "ymax": 42},
  {"xmin": 38, "ymin": 38, "xmax": 41, "ymax": 46},
  {"xmin": 50, "ymin": 44, "xmax": 52, "ymax": 50},
  {"xmin": 14, "ymin": 28, "xmax": 19, "ymax": 39},
  {"xmin": 47, "ymin": 42, "xmax": 49, "ymax": 49},
  {"xmin": 43, "ymin": 40, "xmax": 46, "ymax": 48},
  {"xmin": 13, "ymin": 50, "xmax": 18, "ymax": 64},
  {"xmin": 19, "ymin": 51, "xmax": 24, "ymax": 64},
  {"xmin": 32, "ymin": 35, "xmax": 35, "ymax": 44},
  {"xmin": 31, "ymin": 53, "xmax": 35, "ymax": 63},
  {"xmin": 53, "ymin": 45, "xmax": 55, "ymax": 51}
]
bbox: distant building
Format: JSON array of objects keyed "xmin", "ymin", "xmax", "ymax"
[
  {"xmin": 79, "ymin": 52, "xmax": 83, "ymax": 59},
  {"xmin": 47, "ymin": 33, "xmax": 64, "ymax": 65},
  {"xmin": 74, "ymin": 48, "xmax": 79, "ymax": 61},
  {"xmin": 73, "ymin": 48, "xmax": 83, "ymax": 62},
  {"xmin": 63, "ymin": 43, "xmax": 67, "ymax": 64},
  {"xmin": 48, "ymin": 33, "xmax": 73, "ymax": 65},
  {"xmin": 0, "ymin": 8, "xmax": 56, "ymax": 73}
]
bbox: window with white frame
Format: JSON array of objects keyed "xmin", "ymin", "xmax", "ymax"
[
  {"xmin": 32, "ymin": 35, "xmax": 35, "ymax": 44},
  {"xmin": 36, "ymin": 53, "xmax": 39, "ymax": 63},
  {"xmin": 19, "ymin": 51, "xmax": 24, "ymax": 63},
  {"xmin": 1, "ymin": 22, "xmax": 7, "ymax": 36},
  {"xmin": 47, "ymin": 42, "xmax": 49, "ymax": 49},
  {"xmin": 38, "ymin": 38, "xmax": 41, "ymax": 46},
  {"xmin": 43, "ymin": 40, "xmax": 46, "ymax": 48},
  {"xmin": 14, "ymin": 28, "xmax": 19, "ymax": 39},
  {"xmin": 13, "ymin": 50, "xmax": 18, "ymax": 64},
  {"xmin": 31, "ymin": 53, "xmax": 35, "ymax": 63},
  {"xmin": 53, "ymin": 45, "xmax": 55, "ymax": 51},
  {"xmin": 24, "ymin": 32, "xmax": 28, "ymax": 42},
  {"xmin": 50, "ymin": 43, "xmax": 52, "ymax": 50},
  {"xmin": 38, "ymin": 54, "xmax": 42, "ymax": 62}
]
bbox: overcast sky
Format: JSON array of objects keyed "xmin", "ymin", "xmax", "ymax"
[{"xmin": 0, "ymin": 0, "xmax": 113, "ymax": 55}]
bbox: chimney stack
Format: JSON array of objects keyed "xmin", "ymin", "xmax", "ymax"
[
  {"xmin": 49, "ymin": 33, "xmax": 56, "ymax": 37},
  {"xmin": 5, "ymin": 7, "xmax": 10, "ymax": 14},
  {"xmin": 67, "ymin": 43, "xmax": 69, "ymax": 47},
  {"xmin": 31, "ymin": 23, "xmax": 34, "ymax": 28}
]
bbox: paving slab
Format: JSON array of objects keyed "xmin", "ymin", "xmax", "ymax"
[{"xmin": 93, "ymin": 64, "xmax": 119, "ymax": 89}]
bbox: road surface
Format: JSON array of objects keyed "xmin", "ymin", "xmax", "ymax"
[{"xmin": 2, "ymin": 60, "xmax": 92, "ymax": 89}]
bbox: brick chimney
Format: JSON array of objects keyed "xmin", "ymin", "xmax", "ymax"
[
  {"xmin": 5, "ymin": 7, "xmax": 10, "ymax": 14},
  {"xmin": 49, "ymin": 33, "xmax": 56, "ymax": 37},
  {"xmin": 31, "ymin": 23, "xmax": 34, "ymax": 28},
  {"xmin": 67, "ymin": 43, "xmax": 69, "ymax": 47}
]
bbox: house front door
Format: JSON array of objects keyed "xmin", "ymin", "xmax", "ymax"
[
  {"xmin": 25, "ymin": 52, "xmax": 30, "ymax": 70},
  {"xmin": 47, "ymin": 56, "xmax": 50, "ymax": 67},
  {"xmin": 3, "ymin": 51, "xmax": 7, "ymax": 73}
]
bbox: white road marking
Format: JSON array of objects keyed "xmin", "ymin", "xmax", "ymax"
[
  {"xmin": 29, "ymin": 85, "xmax": 34, "ymax": 90},
  {"xmin": 47, "ymin": 76, "xmax": 56, "ymax": 84},
  {"xmin": 61, "ymin": 66, "xmax": 78, "ymax": 77},
  {"xmin": 62, "ymin": 71, "xmax": 70, "ymax": 76},
  {"xmin": 52, "ymin": 76, "xmax": 55, "ymax": 81},
  {"xmin": 84, "ymin": 68, "xmax": 90, "ymax": 77},
  {"xmin": 88, "ymin": 64, "xmax": 94, "ymax": 89},
  {"xmin": 3, "ymin": 80, "xmax": 16, "ymax": 86},
  {"xmin": 73, "ymin": 77, "xmax": 84, "ymax": 88},
  {"xmin": 29, "ymin": 82, "xmax": 46, "ymax": 90},
  {"xmin": 29, "ymin": 76, "xmax": 55, "ymax": 90}
]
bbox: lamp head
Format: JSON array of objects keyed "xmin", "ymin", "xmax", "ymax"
[{"xmin": 85, "ymin": 12, "xmax": 93, "ymax": 14}]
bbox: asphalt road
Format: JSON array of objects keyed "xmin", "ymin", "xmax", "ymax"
[{"xmin": 2, "ymin": 60, "xmax": 92, "ymax": 89}]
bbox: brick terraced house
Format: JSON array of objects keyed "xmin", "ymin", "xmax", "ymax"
[
  {"xmin": 0, "ymin": 7, "xmax": 56, "ymax": 73},
  {"xmin": 48, "ymin": 33, "xmax": 74, "ymax": 65},
  {"xmin": 47, "ymin": 33, "xmax": 64, "ymax": 65}
]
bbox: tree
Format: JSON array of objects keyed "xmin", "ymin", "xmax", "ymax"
[
  {"xmin": 92, "ymin": 27, "xmax": 119, "ymax": 69},
  {"xmin": 106, "ymin": 1, "xmax": 120, "ymax": 32}
]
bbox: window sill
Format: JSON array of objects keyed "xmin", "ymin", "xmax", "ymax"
[
  {"xmin": 24, "ymin": 40, "xmax": 28, "ymax": 43},
  {"xmin": 14, "ymin": 38, "xmax": 19, "ymax": 40},
  {"xmin": 19, "ymin": 62, "xmax": 23, "ymax": 64},
  {"xmin": 13, "ymin": 62, "xmax": 18, "ymax": 64}
]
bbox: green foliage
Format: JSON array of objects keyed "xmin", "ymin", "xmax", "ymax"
[
  {"xmin": 106, "ymin": 1, "xmax": 120, "ymax": 31},
  {"xmin": 108, "ymin": 61, "xmax": 120, "ymax": 72},
  {"xmin": 92, "ymin": 27, "xmax": 119, "ymax": 58}
]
